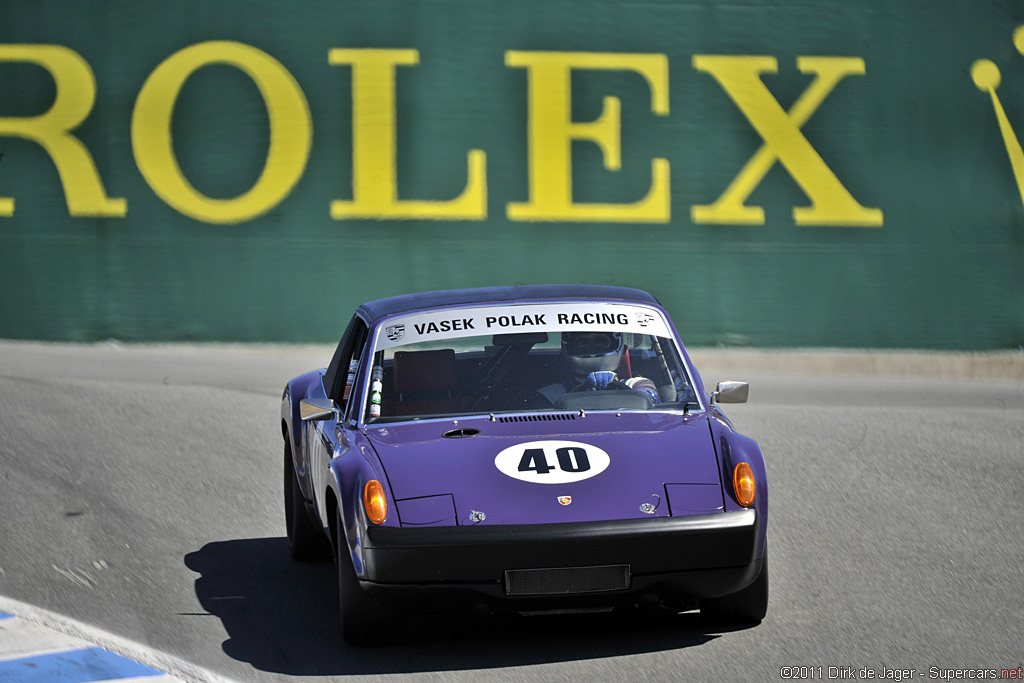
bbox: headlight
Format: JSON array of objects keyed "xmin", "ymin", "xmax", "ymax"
[
  {"xmin": 363, "ymin": 479, "xmax": 387, "ymax": 524},
  {"xmin": 732, "ymin": 462, "xmax": 755, "ymax": 507}
]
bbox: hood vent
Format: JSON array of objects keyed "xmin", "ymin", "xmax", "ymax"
[
  {"xmin": 498, "ymin": 413, "xmax": 578, "ymax": 423},
  {"xmin": 442, "ymin": 428, "xmax": 480, "ymax": 438}
]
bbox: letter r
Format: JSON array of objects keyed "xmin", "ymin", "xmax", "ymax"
[{"xmin": 0, "ymin": 45, "xmax": 125, "ymax": 217}]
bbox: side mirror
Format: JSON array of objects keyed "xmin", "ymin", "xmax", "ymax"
[
  {"xmin": 711, "ymin": 381, "xmax": 749, "ymax": 405},
  {"xmin": 300, "ymin": 398, "xmax": 338, "ymax": 421}
]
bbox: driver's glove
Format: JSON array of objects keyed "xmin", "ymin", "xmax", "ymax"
[{"xmin": 588, "ymin": 371, "xmax": 617, "ymax": 388}]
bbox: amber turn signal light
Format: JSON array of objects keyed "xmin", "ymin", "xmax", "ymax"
[
  {"xmin": 363, "ymin": 479, "xmax": 387, "ymax": 525},
  {"xmin": 733, "ymin": 462, "xmax": 756, "ymax": 507}
]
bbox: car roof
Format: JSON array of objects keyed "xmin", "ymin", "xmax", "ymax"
[{"xmin": 356, "ymin": 285, "xmax": 661, "ymax": 324}]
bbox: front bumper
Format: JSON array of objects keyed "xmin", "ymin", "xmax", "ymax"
[{"xmin": 361, "ymin": 508, "xmax": 761, "ymax": 612}]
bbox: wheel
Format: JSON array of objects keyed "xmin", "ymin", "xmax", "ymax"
[
  {"xmin": 336, "ymin": 510, "xmax": 399, "ymax": 645},
  {"xmin": 284, "ymin": 441, "xmax": 329, "ymax": 561},
  {"xmin": 700, "ymin": 548, "xmax": 769, "ymax": 625},
  {"xmin": 569, "ymin": 378, "xmax": 632, "ymax": 392}
]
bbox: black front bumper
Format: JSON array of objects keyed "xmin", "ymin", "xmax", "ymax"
[{"xmin": 361, "ymin": 509, "xmax": 761, "ymax": 612}]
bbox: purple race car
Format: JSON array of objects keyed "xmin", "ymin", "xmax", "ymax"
[{"xmin": 281, "ymin": 285, "xmax": 768, "ymax": 644}]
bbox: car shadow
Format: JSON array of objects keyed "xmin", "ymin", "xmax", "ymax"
[{"xmin": 184, "ymin": 537, "xmax": 745, "ymax": 676}]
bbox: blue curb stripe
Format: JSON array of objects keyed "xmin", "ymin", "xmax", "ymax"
[{"xmin": 0, "ymin": 646, "xmax": 163, "ymax": 682}]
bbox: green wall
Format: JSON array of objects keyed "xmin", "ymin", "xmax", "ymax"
[{"xmin": 0, "ymin": 0, "xmax": 1022, "ymax": 349}]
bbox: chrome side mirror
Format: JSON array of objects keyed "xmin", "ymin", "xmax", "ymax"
[
  {"xmin": 711, "ymin": 381, "xmax": 749, "ymax": 405},
  {"xmin": 300, "ymin": 398, "xmax": 338, "ymax": 421}
]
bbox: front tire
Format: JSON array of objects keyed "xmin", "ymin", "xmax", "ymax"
[
  {"xmin": 700, "ymin": 548, "xmax": 769, "ymax": 625},
  {"xmin": 336, "ymin": 510, "xmax": 398, "ymax": 645},
  {"xmin": 284, "ymin": 441, "xmax": 329, "ymax": 560}
]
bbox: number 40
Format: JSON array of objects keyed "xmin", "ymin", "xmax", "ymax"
[{"xmin": 518, "ymin": 446, "xmax": 591, "ymax": 474}]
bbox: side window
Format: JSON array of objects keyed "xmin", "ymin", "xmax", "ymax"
[
  {"xmin": 340, "ymin": 348, "xmax": 360, "ymax": 403},
  {"xmin": 340, "ymin": 322, "xmax": 369, "ymax": 423},
  {"xmin": 324, "ymin": 316, "xmax": 369, "ymax": 408}
]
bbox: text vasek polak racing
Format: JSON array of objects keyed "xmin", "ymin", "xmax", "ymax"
[{"xmin": 280, "ymin": 285, "xmax": 768, "ymax": 644}]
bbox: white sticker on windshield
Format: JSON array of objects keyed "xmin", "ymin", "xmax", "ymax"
[
  {"xmin": 376, "ymin": 303, "xmax": 670, "ymax": 350},
  {"xmin": 494, "ymin": 440, "xmax": 611, "ymax": 484}
]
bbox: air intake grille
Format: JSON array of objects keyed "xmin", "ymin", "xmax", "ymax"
[
  {"xmin": 498, "ymin": 413, "xmax": 577, "ymax": 423},
  {"xmin": 505, "ymin": 565, "xmax": 630, "ymax": 596}
]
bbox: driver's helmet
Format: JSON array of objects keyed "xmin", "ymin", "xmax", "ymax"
[{"xmin": 561, "ymin": 331, "xmax": 624, "ymax": 378}]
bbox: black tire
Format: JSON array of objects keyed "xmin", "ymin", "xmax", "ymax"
[
  {"xmin": 336, "ymin": 510, "xmax": 399, "ymax": 645},
  {"xmin": 284, "ymin": 441, "xmax": 329, "ymax": 561},
  {"xmin": 700, "ymin": 548, "xmax": 769, "ymax": 625}
]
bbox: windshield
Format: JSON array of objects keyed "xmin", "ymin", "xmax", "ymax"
[{"xmin": 361, "ymin": 302, "xmax": 699, "ymax": 423}]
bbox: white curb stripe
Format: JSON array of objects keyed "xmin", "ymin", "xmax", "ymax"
[
  {"xmin": 0, "ymin": 598, "xmax": 239, "ymax": 683},
  {"xmin": 0, "ymin": 614, "xmax": 94, "ymax": 661}
]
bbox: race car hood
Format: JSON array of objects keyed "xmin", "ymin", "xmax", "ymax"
[{"xmin": 363, "ymin": 412, "xmax": 724, "ymax": 526}]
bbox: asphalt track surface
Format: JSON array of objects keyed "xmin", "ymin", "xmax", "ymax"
[{"xmin": 1, "ymin": 341, "xmax": 1022, "ymax": 682}]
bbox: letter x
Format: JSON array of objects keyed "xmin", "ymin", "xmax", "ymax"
[{"xmin": 692, "ymin": 56, "xmax": 882, "ymax": 227}]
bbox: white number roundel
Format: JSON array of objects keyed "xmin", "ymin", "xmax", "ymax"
[{"xmin": 494, "ymin": 440, "xmax": 610, "ymax": 484}]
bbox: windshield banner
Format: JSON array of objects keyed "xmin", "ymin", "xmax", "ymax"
[{"xmin": 375, "ymin": 303, "xmax": 672, "ymax": 350}]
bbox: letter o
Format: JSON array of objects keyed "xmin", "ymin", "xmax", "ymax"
[{"xmin": 131, "ymin": 41, "xmax": 311, "ymax": 224}]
